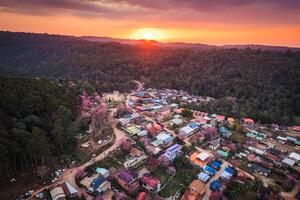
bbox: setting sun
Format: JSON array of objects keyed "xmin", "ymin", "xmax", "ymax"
[
  {"xmin": 131, "ymin": 28, "xmax": 166, "ymax": 41},
  {"xmin": 143, "ymin": 32, "xmax": 154, "ymax": 40}
]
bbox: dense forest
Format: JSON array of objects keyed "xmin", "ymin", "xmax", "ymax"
[
  {"xmin": 0, "ymin": 31, "xmax": 299, "ymax": 125},
  {"xmin": 0, "ymin": 76, "xmax": 86, "ymax": 181}
]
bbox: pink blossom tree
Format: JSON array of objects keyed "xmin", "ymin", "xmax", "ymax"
[
  {"xmin": 147, "ymin": 157, "xmax": 159, "ymax": 169},
  {"xmin": 158, "ymin": 155, "xmax": 170, "ymax": 168},
  {"xmin": 166, "ymin": 166, "xmax": 176, "ymax": 175},
  {"xmin": 120, "ymin": 139, "xmax": 132, "ymax": 152}
]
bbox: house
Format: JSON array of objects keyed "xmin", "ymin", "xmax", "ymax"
[
  {"xmin": 50, "ymin": 187, "xmax": 66, "ymax": 200},
  {"xmin": 61, "ymin": 181, "xmax": 78, "ymax": 198},
  {"xmin": 210, "ymin": 160, "xmax": 222, "ymax": 170},
  {"xmin": 190, "ymin": 152, "xmax": 208, "ymax": 169},
  {"xmin": 163, "ymin": 144, "xmax": 182, "ymax": 160},
  {"xmin": 147, "ymin": 123, "xmax": 162, "ymax": 136},
  {"xmin": 276, "ymin": 136, "xmax": 287, "ymax": 143},
  {"xmin": 286, "ymin": 136, "xmax": 297, "ymax": 144},
  {"xmin": 96, "ymin": 167, "xmax": 110, "ymax": 178},
  {"xmin": 170, "ymin": 118, "xmax": 184, "ymax": 127},
  {"xmin": 173, "ymin": 114, "xmax": 182, "ymax": 119},
  {"xmin": 124, "ymin": 149, "xmax": 147, "ymax": 168},
  {"xmin": 169, "ymin": 103, "xmax": 179, "ymax": 111},
  {"xmin": 220, "ymin": 167, "xmax": 234, "ymax": 180},
  {"xmin": 293, "ymin": 126, "xmax": 300, "ymax": 132},
  {"xmin": 203, "ymin": 165, "xmax": 216, "ymax": 175},
  {"xmin": 215, "ymin": 115, "xmax": 225, "ymax": 122},
  {"xmin": 136, "ymin": 191, "xmax": 151, "ymax": 200},
  {"xmin": 197, "ymin": 172, "xmax": 210, "ymax": 183},
  {"xmin": 181, "ymin": 180, "xmax": 206, "ymax": 200},
  {"xmin": 208, "ymin": 139, "xmax": 221, "ymax": 150},
  {"xmin": 288, "ymin": 152, "xmax": 300, "ymax": 162},
  {"xmin": 151, "ymin": 139, "xmax": 163, "ymax": 147},
  {"xmin": 210, "ymin": 180, "xmax": 221, "ymax": 191},
  {"xmin": 282, "ymin": 157, "xmax": 296, "ymax": 166},
  {"xmin": 248, "ymin": 146, "xmax": 265, "ymax": 156},
  {"xmin": 89, "ymin": 176, "xmax": 111, "ymax": 194},
  {"xmin": 130, "ymin": 147, "xmax": 143, "ymax": 158},
  {"xmin": 197, "ymin": 152, "xmax": 211, "ymax": 162},
  {"xmin": 156, "ymin": 132, "xmax": 173, "ymax": 146},
  {"xmin": 243, "ymin": 118, "xmax": 254, "ymax": 124},
  {"xmin": 140, "ymin": 175, "xmax": 161, "ymax": 192},
  {"xmin": 247, "ymin": 163, "xmax": 270, "ymax": 176},
  {"xmin": 123, "ymin": 125, "xmax": 141, "ymax": 135},
  {"xmin": 190, "ymin": 152, "xmax": 212, "ymax": 169},
  {"xmin": 137, "ymin": 130, "xmax": 148, "ymax": 137},
  {"xmin": 118, "ymin": 118, "xmax": 131, "ymax": 126},
  {"xmin": 217, "ymin": 150, "xmax": 229, "ymax": 159},
  {"xmin": 179, "ymin": 126, "xmax": 194, "ymax": 138},
  {"xmin": 219, "ymin": 127, "xmax": 232, "ymax": 138},
  {"xmin": 116, "ymin": 170, "xmax": 139, "ymax": 193}
]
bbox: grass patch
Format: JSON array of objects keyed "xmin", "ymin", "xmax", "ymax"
[
  {"xmin": 159, "ymin": 155, "xmax": 199, "ymax": 198},
  {"xmin": 152, "ymin": 168, "xmax": 170, "ymax": 185},
  {"xmin": 224, "ymin": 180, "xmax": 261, "ymax": 200},
  {"xmin": 229, "ymin": 131, "xmax": 246, "ymax": 144}
]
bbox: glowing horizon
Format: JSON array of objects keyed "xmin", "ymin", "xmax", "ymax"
[{"xmin": 0, "ymin": 0, "xmax": 300, "ymax": 47}]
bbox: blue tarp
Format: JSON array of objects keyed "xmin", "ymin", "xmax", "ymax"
[
  {"xmin": 204, "ymin": 165, "xmax": 216, "ymax": 175},
  {"xmin": 211, "ymin": 161, "xmax": 222, "ymax": 169},
  {"xmin": 210, "ymin": 180, "xmax": 221, "ymax": 191}
]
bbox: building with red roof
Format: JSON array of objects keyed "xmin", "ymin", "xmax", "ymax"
[
  {"xmin": 136, "ymin": 192, "xmax": 151, "ymax": 200},
  {"xmin": 243, "ymin": 118, "xmax": 254, "ymax": 124},
  {"xmin": 293, "ymin": 126, "xmax": 300, "ymax": 132},
  {"xmin": 215, "ymin": 115, "xmax": 225, "ymax": 122},
  {"xmin": 140, "ymin": 175, "xmax": 161, "ymax": 192}
]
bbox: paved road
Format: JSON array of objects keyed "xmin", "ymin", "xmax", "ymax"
[{"xmin": 29, "ymin": 126, "xmax": 128, "ymax": 199}]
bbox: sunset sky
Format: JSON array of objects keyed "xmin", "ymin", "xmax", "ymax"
[{"xmin": 0, "ymin": 0, "xmax": 300, "ymax": 47}]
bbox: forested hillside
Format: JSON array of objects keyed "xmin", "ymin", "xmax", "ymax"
[
  {"xmin": 0, "ymin": 76, "xmax": 82, "ymax": 180},
  {"xmin": 0, "ymin": 31, "xmax": 299, "ymax": 124}
]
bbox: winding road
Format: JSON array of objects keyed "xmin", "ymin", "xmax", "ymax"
[{"xmin": 29, "ymin": 81, "xmax": 144, "ymax": 199}]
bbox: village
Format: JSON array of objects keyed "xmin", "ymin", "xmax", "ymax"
[{"xmin": 31, "ymin": 84, "xmax": 300, "ymax": 200}]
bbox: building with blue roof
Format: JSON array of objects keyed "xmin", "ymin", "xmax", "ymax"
[
  {"xmin": 224, "ymin": 167, "xmax": 234, "ymax": 174},
  {"xmin": 210, "ymin": 180, "xmax": 221, "ymax": 191},
  {"xmin": 203, "ymin": 165, "xmax": 216, "ymax": 175},
  {"xmin": 197, "ymin": 172, "xmax": 210, "ymax": 183},
  {"xmin": 210, "ymin": 160, "xmax": 222, "ymax": 170},
  {"xmin": 219, "ymin": 127, "xmax": 232, "ymax": 138},
  {"xmin": 163, "ymin": 144, "xmax": 182, "ymax": 160},
  {"xmin": 91, "ymin": 176, "xmax": 106, "ymax": 190},
  {"xmin": 188, "ymin": 122, "xmax": 200, "ymax": 130},
  {"xmin": 156, "ymin": 132, "xmax": 173, "ymax": 145},
  {"xmin": 220, "ymin": 167, "xmax": 234, "ymax": 180}
]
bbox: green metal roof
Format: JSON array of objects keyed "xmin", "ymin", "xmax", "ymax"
[{"xmin": 217, "ymin": 150, "xmax": 229, "ymax": 158}]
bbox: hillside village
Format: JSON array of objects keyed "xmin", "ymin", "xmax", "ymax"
[{"xmin": 31, "ymin": 84, "xmax": 300, "ymax": 200}]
